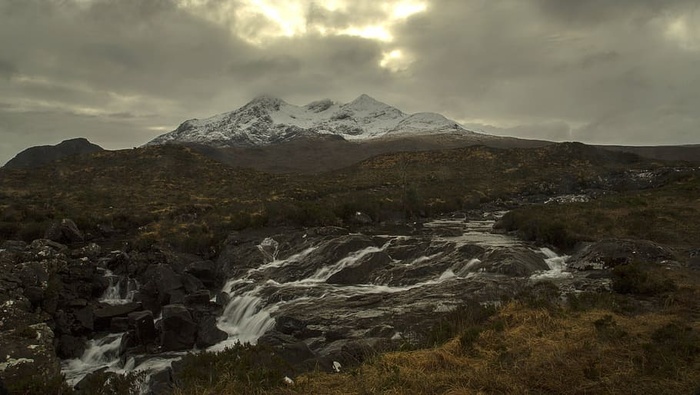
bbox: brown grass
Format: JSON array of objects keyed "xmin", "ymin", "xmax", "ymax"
[{"xmin": 261, "ymin": 302, "xmax": 699, "ymax": 395}]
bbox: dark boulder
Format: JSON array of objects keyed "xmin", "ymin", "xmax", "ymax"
[
  {"xmin": 195, "ymin": 316, "xmax": 227, "ymax": 348},
  {"xmin": 569, "ymin": 239, "xmax": 675, "ymax": 270},
  {"xmin": 144, "ymin": 264, "xmax": 185, "ymax": 307},
  {"xmin": 44, "ymin": 219, "xmax": 84, "ymax": 244},
  {"xmin": 73, "ymin": 306, "xmax": 95, "ymax": 331},
  {"xmin": 70, "ymin": 243, "xmax": 102, "ymax": 260},
  {"xmin": 160, "ymin": 304, "xmax": 197, "ymax": 351},
  {"xmin": 93, "ymin": 302, "xmax": 141, "ymax": 330},
  {"xmin": 275, "ymin": 316, "xmax": 306, "ymax": 336},
  {"xmin": 326, "ymin": 251, "xmax": 392, "ymax": 284},
  {"xmin": 110, "ymin": 317, "xmax": 129, "ymax": 332},
  {"xmin": 476, "ymin": 248, "xmax": 550, "ymax": 276},
  {"xmin": 257, "ymin": 331, "xmax": 317, "ymax": 375},
  {"xmin": 0, "ymin": 323, "xmax": 61, "ymax": 392},
  {"xmin": 128, "ymin": 310, "xmax": 157, "ymax": 346},
  {"xmin": 185, "ymin": 260, "xmax": 220, "ymax": 289},
  {"xmin": 181, "ymin": 273, "xmax": 205, "ymax": 294},
  {"xmin": 57, "ymin": 334, "xmax": 86, "ymax": 359}
]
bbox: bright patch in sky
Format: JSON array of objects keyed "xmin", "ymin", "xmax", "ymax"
[
  {"xmin": 665, "ymin": 14, "xmax": 700, "ymax": 51},
  {"xmin": 380, "ymin": 49, "xmax": 412, "ymax": 72},
  {"xmin": 176, "ymin": 0, "xmax": 428, "ymax": 70}
]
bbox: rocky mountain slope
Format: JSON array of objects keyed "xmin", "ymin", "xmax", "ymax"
[
  {"xmin": 3, "ymin": 138, "xmax": 103, "ymax": 169},
  {"xmin": 146, "ymin": 94, "xmax": 475, "ymax": 148}
]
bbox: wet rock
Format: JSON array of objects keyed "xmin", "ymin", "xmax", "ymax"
[
  {"xmin": 477, "ymin": 248, "xmax": 550, "ymax": 276},
  {"xmin": 57, "ymin": 334, "xmax": 86, "ymax": 359},
  {"xmin": 74, "ymin": 306, "xmax": 94, "ymax": 331},
  {"xmin": 183, "ymin": 290, "xmax": 211, "ymax": 308},
  {"xmin": 257, "ymin": 331, "xmax": 317, "ymax": 374},
  {"xmin": 44, "ymin": 218, "xmax": 84, "ymax": 244},
  {"xmin": 128, "ymin": 310, "xmax": 157, "ymax": 346},
  {"xmin": 185, "ymin": 260, "xmax": 220, "ymax": 289},
  {"xmin": 93, "ymin": 302, "xmax": 141, "ymax": 330},
  {"xmin": 181, "ymin": 273, "xmax": 205, "ymax": 294},
  {"xmin": 340, "ymin": 338, "xmax": 391, "ymax": 365},
  {"xmin": 160, "ymin": 304, "xmax": 197, "ymax": 351},
  {"xmin": 275, "ymin": 316, "xmax": 306, "ymax": 336},
  {"xmin": 144, "ymin": 264, "xmax": 184, "ymax": 307},
  {"xmin": 569, "ymin": 239, "xmax": 675, "ymax": 270},
  {"xmin": 326, "ymin": 251, "xmax": 392, "ymax": 285},
  {"xmin": 147, "ymin": 368, "xmax": 173, "ymax": 395},
  {"xmin": 110, "ymin": 317, "xmax": 129, "ymax": 332},
  {"xmin": 196, "ymin": 316, "xmax": 227, "ymax": 348}
]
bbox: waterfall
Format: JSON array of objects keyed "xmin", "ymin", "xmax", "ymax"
[
  {"xmin": 99, "ymin": 270, "xmax": 138, "ymax": 305},
  {"xmin": 62, "ymin": 333, "xmax": 124, "ymax": 386},
  {"xmin": 531, "ymin": 248, "xmax": 572, "ymax": 280}
]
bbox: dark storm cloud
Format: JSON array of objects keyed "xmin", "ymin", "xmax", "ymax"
[
  {"xmin": 389, "ymin": 0, "xmax": 700, "ymax": 144},
  {"xmin": 1, "ymin": 0, "xmax": 698, "ymax": 165},
  {"xmin": 0, "ymin": 59, "xmax": 18, "ymax": 80}
]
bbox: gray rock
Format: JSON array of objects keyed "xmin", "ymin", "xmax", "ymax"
[
  {"xmin": 57, "ymin": 334, "xmax": 86, "ymax": 359},
  {"xmin": 185, "ymin": 260, "xmax": 220, "ymax": 289},
  {"xmin": 326, "ymin": 251, "xmax": 392, "ymax": 285},
  {"xmin": 128, "ymin": 310, "xmax": 157, "ymax": 346},
  {"xmin": 93, "ymin": 302, "xmax": 141, "ymax": 330},
  {"xmin": 476, "ymin": 248, "xmax": 550, "ymax": 276},
  {"xmin": 71, "ymin": 243, "xmax": 102, "ymax": 260},
  {"xmin": 0, "ymin": 323, "xmax": 61, "ymax": 391},
  {"xmin": 195, "ymin": 316, "xmax": 227, "ymax": 348},
  {"xmin": 569, "ymin": 239, "xmax": 675, "ymax": 270},
  {"xmin": 160, "ymin": 304, "xmax": 197, "ymax": 351}
]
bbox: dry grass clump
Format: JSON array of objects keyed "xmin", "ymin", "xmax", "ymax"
[{"xmin": 267, "ymin": 301, "xmax": 699, "ymax": 395}]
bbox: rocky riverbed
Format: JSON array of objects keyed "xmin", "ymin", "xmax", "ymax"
[{"xmin": 0, "ymin": 209, "xmax": 681, "ymax": 394}]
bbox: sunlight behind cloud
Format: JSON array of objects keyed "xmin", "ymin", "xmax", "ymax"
[
  {"xmin": 380, "ymin": 49, "xmax": 413, "ymax": 72},
  {"xmin": 175, "ymin": 0, "xmax": 428, "ymax": 70},
  {"xmin": 665, "ymin": 14, "xmax": 700, "ymax": 51},
  {"xmin": 390, "ymin": 1, "xmax": 428, "ymax": 19}
]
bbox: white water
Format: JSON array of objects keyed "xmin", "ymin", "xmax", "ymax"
[
  {"xmin": 308, "ymin": 243, "xmax": 389, "ymax": 282},
  {"xmin": 530, "ymin": 247, "xmax": 572, "ymax": 280},
  {"xmin": 64, "ymin": 212, "xmax": 567, "ymax": 390},
  {"xmin": 99, "ymin": 270, "xmax": 138, "ymax": 305},
  {"xmin": 62, "ymin": 333, "xmax": 124, "ymax": 386}
]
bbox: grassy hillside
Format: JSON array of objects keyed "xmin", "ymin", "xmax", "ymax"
[{"xmin": 0, "ymin": 143, "xmax": 660, "ymax": 253}]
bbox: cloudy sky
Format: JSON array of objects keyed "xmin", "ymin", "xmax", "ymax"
[{"xmin": 1, "ymin": 0, "xmax": 699, "ymax": 165}]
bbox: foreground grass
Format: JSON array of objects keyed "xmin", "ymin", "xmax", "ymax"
[{"xmin": 172, "ymin": 264, "xmax": 700, "ymax": 395}]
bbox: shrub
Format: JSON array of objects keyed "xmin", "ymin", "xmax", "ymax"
[
  {"xmin": 422, "ymin": 300, "xmax": 497, "ymax": 347},
  {"xmin": 642, "ymin": 322, "xmax": 700, "ymax": 376},
  {"xmin": 174, "ymin": 342, "xmax": 290, "ymax": 393},
  {"xmin": 612, "ymin": 262, "xmax": 677, "ymax": 295}
]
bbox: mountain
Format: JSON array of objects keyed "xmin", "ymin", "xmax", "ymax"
[
  {"xmin": 3, "ymin": 138, "xmax": 104, "ymax": 169},
  {"xmin": 146, "ymin": 94, "xmax": 475, "ymax": 148}
]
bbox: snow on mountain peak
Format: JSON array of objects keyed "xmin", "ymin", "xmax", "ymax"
[{"xmin": 147, "ymin": 95, "xmax": 474, "ymax": 148}]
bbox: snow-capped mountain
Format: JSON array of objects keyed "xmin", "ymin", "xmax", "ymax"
[{"xmin": 147, "ymin": 94, "xmax": 474, "ymax": 147}]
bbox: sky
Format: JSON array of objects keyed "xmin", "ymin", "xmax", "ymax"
[{"xmin": 1, "ymin": 0, "xmax": 699, "ymax": 165}]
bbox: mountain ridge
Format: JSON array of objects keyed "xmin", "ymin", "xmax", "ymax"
[
  {"xmin": 3, "ymin": 138, "xmax": 104, "ymax": 169},
  {"xmin": 146, "ymin": 94, "xmax": 474, "ymax": 148}
]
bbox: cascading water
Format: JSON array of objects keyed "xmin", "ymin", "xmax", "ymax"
[
  {"xmin": 531, "ymin": 247, "xmax": 572, "ymax": 280},
  {"xmin": 62, "ymin": 333, "xmax": 124, "ymax": 386},
  {"xmin": 99, "ymin": 269, "xmax": 138, "ymax": 305}
]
